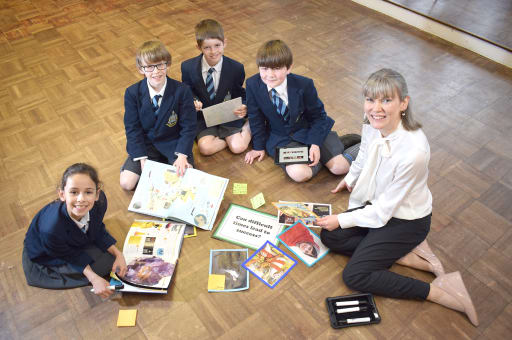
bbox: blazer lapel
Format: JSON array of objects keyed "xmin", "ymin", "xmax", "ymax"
[
  {"xmin": 286, "ymin": 75, "xmax": 300, "ymax": 123},
  {"xmin": 215, "ymin": 58, "xmax": 229, "ymax": 103},
  {"xmin": 194, "ymin": 55, "xmax": 210, "ymax": 103},
  {"xmin": 258, "ymin": 78, "xmax": 276, "ymax": 118},
  {"xmin": 139, "ymin": 80, "xmax": 154, "ymax": 117},
  {"xmin": 157, "ymin": 77, "xmax": 176, "ymax": 124}
]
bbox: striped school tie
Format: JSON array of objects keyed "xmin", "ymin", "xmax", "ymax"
[
  {"xmin": 152, "ymin": 94, "xmax": 162, "ymax": 115},
  {"xmin": 206, "ymin": 68, "xmax": 215, "ymax": 100},
  {"xmin": 271, "ymin": 88, "xmax": 289, "ymax": 121}
]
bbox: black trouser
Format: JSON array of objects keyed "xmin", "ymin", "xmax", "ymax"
[{"xmin": 320, "ymin": 214, "xmax": 431, "ymax": 300}]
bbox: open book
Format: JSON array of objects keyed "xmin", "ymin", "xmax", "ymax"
[
  {"xmin": 111, "ymin": 220, "xmax": 185, "ymax": 293},
  {"xmin": 128, "ymin": 160, "xmax": 229, "ymax": 230}
]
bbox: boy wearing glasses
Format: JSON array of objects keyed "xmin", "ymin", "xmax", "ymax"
[
  {"xmin": 181, "ymin": 19, "xmax": 251, "ymax": 156},
  {"xmin": 120, "ymin": 40, "xmax": 197, "ymax": 190}
]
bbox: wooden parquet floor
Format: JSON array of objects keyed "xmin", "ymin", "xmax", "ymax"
[{"xmin": 1, "ymin": 0, "xmax": 512, "ymax": 339}]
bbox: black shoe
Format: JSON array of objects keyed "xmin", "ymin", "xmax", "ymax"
[{"xmin": 339, "ymin": 133, "xmax": 361, "ymax": 149}]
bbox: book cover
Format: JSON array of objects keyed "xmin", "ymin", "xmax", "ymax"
[
  {"xmin": 128, "ymin": 160, "xmax": 229, "ymax": 230},
  {"xmin": 208, "ymin": 249, "xmax": 249, "ymax": 292},
  {"xmin": 112, "ymin": 220, "xmax": 185, "ymax": 293},
  {"xmin": 278, "ymin": 220, "xmax": 330, "ymax": 267},
  {"xmin": 242, "ymin": 241, "xmax": 296, "ymax": 289}
]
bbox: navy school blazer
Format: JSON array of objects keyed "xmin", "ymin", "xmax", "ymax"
[
  {"xmin": 23, "ymin": 191, "xmax": 116, "ymax": 272},
  {"xmin": 124, "ymin": 77, "xmax": 197, "ymax": 161},
  {"xmin": 246, "ymin": 73, "xmax": 334, "ymax": 157},
  {"xmin": 181, "ymin": 55, "xmax": 246, "ymax": 129}
]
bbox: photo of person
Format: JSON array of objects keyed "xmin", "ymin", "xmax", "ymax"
[
  {"xmin": 194, "ymin": 213, "xmax": 207, "ymax": 228},
  {"xmin": 243, "ymin": 241, "xmax": 296, "ymax": 288},
  {"xmin": 278, "ymin": 221, "xmax": 329, "ymax": 267}
]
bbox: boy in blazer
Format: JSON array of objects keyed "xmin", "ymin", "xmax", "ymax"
[
  {"xmin": 120, "ymin": 40, "xmax": 197, "ymax": 190},
  {"xmin": 245, "ymin": 40, "xmax": 359, "ymax": 182},
  {"xmin": 181, "ymin": 19, "xmax": 251, "ymax": 156}
]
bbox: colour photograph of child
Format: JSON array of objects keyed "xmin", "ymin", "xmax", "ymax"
[{"xmin": 278, "ymin": 221, "xmax": 329, "ymax": 267}]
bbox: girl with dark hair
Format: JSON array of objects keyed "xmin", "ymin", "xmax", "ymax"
[{"xmin": 22, "ymin": 163, "xmax": 126, "ymax": 298}]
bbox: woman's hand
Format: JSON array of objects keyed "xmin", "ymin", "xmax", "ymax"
[
  {"xmin": 332, "ymin": 179, "xmax": 353, "ymax": 194},
  {"xmin": 315, "ymin": 215, "xmax": 340, "ymax": 231}
]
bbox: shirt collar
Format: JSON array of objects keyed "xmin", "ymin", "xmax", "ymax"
[
  {"xmin": 267, "ymin": 77, "xmax": 287, "ymax": 96},
  {"xmin": 147, "ymin": 77, "xmax": 167, "ymax": 99},
  {"xmin": 71, "ymin": 211, "xmax": 90, "ymax": 229},
  {"xmin": 201, "ymin": 55, "xmax": 223, "ymax": 74},
  {"xmin": 380, "ymin": 120, "xmax": 405, "ymax": 140}
]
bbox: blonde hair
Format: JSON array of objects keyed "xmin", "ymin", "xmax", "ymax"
[
  {"xmin": 256, "ymin": 40, "xmax": 293, "ymax": 69},
  {"xmin": 363, "ymin": 68, "xmax": 421, "ymax": 131},
  {"xmin": 195, "ymin": 19, "xmax": 224, "ymax": 47},
  {"xmin": 135, "ymin": 40, "xmax": 172, "ymax": 69}
]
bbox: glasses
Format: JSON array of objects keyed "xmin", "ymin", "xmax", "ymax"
[{"xmin": 141, "ymin": 62, "xmax": 168, "ymax": 72}]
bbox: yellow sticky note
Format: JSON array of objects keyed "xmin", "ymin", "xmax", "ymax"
[
  {"xmin": 117, "ymin": 309, "xmax": 137, "ymax": 327},
  {"xmin": 208, "ymin": 274, "xmax": 225, "ymax": 291},
  {"xmin": 233, "ymin": 183, "xmax": 248, "ymax": 195},
  {"xmin": 250, "ymin": 192, "xmax": 265, "ymax": 209}
]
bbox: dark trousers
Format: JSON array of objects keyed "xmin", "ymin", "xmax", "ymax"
[
  {"xmin": 320, "ymin": 214, "xmax": 431, "ymax": 300},
  {"xmin": 22, "ymin": 246, "xmax": 115, "ymax": 289}
]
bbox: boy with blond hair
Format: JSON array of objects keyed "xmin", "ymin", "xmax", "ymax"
[{"xmin": 120, "ymin": 40, "xmax": 196, "ymax": 190}]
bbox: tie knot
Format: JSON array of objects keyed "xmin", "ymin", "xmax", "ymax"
[
  {"xmin": 271, "ymin": 88, "xmax": 278, "ymax": 97},
  {"xmin": 152, "ymin": 95, "xmax": 162, "ymax": 113},
  {"xmin": 208, "ymin": 68, "xmax": 215, "ymax": 75}
]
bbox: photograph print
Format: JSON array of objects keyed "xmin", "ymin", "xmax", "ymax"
[{"xmin": 278, "ymin": 221, "xmax": 329, "ymax": 267}]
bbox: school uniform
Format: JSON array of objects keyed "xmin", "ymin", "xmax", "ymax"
[
  {"xmin": 123, "ymin": 76, "xmax": 197, "ymax": 170},
  {"xmin": 22, "ymin": 191, "xmax": 116, "ymax": 288},
  {"xmin": 246, "ymin": 73, "xmax": 342, "ymax": 175},
  {"xmin": 181, "ymin": 55, "xmax": 246, "ymax": 137},
  {"xmin": 320, "ymin": 123, "xmax": 433, "ymax": 300}
]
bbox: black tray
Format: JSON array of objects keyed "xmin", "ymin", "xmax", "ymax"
[{"xmin": 326, "ymin": 293, "xmax": 381, "ymax": 329}]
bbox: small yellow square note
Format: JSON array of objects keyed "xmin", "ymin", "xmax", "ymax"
[
  {"xmin": 250, "ymin": 192, "xmax": 265, "ymax": 209},
  {"xmin": 233, "ymin": 183, "xmax": 248, "ymax": 195},
  {"xmin": 117, "ymin": 309, "xmax": 137, "ymax": 327},
  {"xmin": 208, "ymin": 274, "xmax": 225, "ymax": 291}
]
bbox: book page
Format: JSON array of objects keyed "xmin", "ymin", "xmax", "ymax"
[
  {"xmin": 128, "ymin": 160, "xmax": 229, "ymax": 230},
  {"xmin": 119, "ymin": 220, "xmax": 185, "ymax": 290}
]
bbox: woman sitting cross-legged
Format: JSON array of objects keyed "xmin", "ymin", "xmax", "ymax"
[{"xmin": 316, "ymin": 68, "xmax": 478, "ymax": 327}]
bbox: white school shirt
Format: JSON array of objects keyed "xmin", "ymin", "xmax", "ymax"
[
  {"xmin": 71, "ymin": 212, "xmax": 90, "ymax": 233},
  {"xmin": 267, "ymin": 78, "xmax": 289, "ymax": 106},
  {"xmin": 201, "ymin": 56, "xmax": 223, "ymax": 93},
  {"xmin": 339, "ymin": 122, "xmax": 432, "ymax": 229}
]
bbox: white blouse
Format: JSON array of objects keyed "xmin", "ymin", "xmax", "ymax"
[{"xmin": 338, "ymin": 122, "xmax": 432, "ymax": 229}]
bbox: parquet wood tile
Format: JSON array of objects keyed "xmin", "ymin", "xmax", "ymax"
[{"xmin": 1, "ymin": 0, "xmax": 511, "ymax": 339}]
